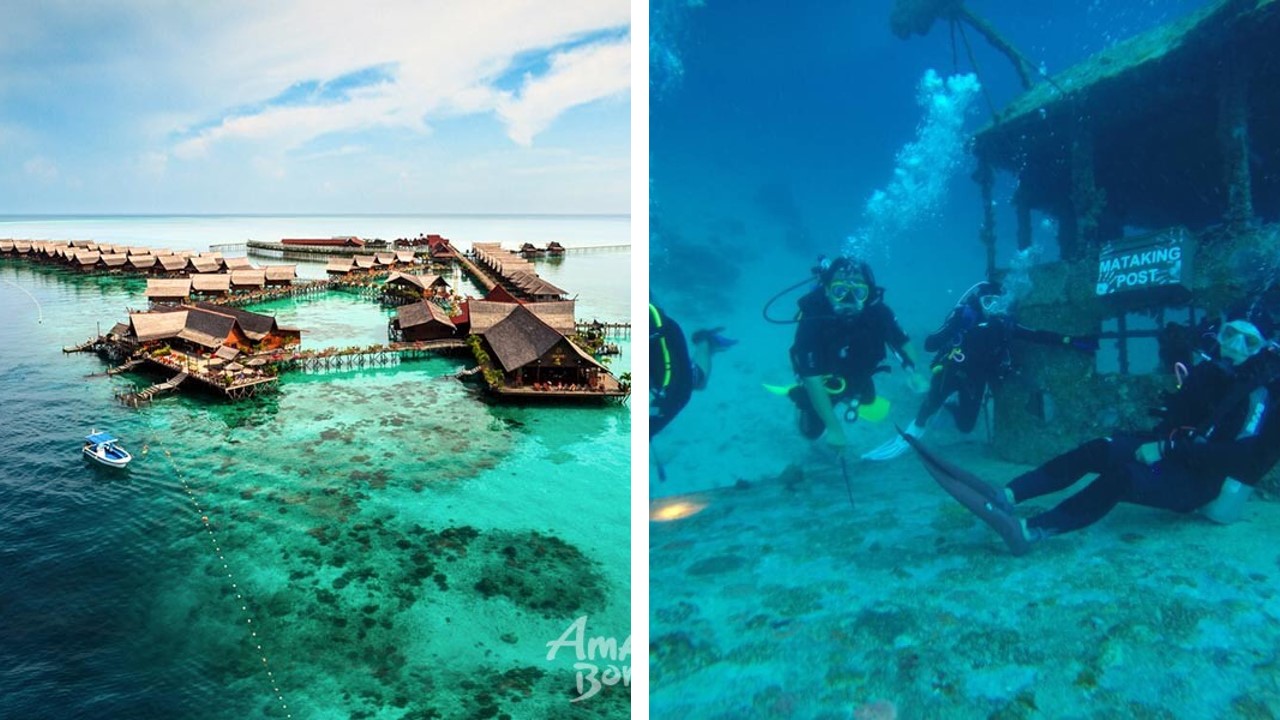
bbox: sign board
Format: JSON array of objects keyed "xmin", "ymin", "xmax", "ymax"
[{"xmin": 1095, "ymin": 227, "xmax": 1194, "ymax": 300}]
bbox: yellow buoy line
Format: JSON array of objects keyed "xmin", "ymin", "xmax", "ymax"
[{"xmin": 151, "ymin": 436, "xmax": 292, "ymax": 718}]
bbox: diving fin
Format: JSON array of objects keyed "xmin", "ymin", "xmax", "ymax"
[
  {"xmin": 899, "ymin": 427, "xmax": 1029, "ymax": 555},
  {"xmin": 763, "ymin": 383, "xmax": 794, "ymax": 396},
  {"xmin": 862, "ymin": 420, "xmax": 925, "ymax": 461}
]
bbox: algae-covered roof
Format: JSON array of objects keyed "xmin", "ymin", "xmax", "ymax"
[{"xmin": 973, "ymin": 0, "xmax": 1280, "ymax": 232}]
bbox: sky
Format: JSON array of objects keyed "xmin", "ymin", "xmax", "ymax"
[{"xmin": 0, "ymin": 1, "xmax": 631, "ymax": 215}]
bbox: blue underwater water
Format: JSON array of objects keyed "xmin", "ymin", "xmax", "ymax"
[
  {"xmin": 0, "ymin": 214, "xmax": 631, "ymax": 719},
  {"xmin": 650, "ymin": 1, "xmax": 1280, "ymax": 718}
]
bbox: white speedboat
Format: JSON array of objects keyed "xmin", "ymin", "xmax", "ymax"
[{"xmin": 83, "ymin": 431, "xmax": 132, "ymax": 468}]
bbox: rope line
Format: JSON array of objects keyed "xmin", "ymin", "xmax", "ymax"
[
  {"xmin": 152, "ymin": 435, "xmax": 292, "ymax": 718},
  {"xmin": 2, "ymin": 277, "xmax": 43, "ymax": 323}
]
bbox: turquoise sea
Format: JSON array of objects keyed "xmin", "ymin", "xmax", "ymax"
[{"xmin": 0, "ymin": 215, "xmax": 631, "ymax": 719}]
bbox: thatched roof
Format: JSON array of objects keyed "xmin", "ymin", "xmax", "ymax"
[
  {"xmin": 467, "ymin": 298, "xmax": 576, "ymax": 334},
  {"xmin": 214, "ymin": 345, "xmax": 241, "ymax": 360},
  {"xmin": 145, "ymin": 278, "xmax": 192, "ymax": 299},
  {"xmin": 375, "ymin": 253, "xmax": 396, "ymax": 265},
  {"xmin": 230, "ymin": 269, "xmax": 266, "ymax": 287},
  {"xmin": 224, "ymin": 257, "xmax": 253, "ymax": 270},
  {"xmin": 354, "ymin": 255, "xmax": 377, "ymax": 269},
  {"xmin": 189, "ymin": 256, "xmax": 221, "ymax": 273},
  {"xmin": 100, "ymin": 253, "xmax": 129, "ymax": 267},
  {"xmin": 194, "ymin": 302, "xmax": 277, "ymax": 340},
  {"xmin": 128, "ymin": 255, "xmax": 157, "ymax": 270},
  {"xmin": 75, "ymin": 251, "xmax": 101, "ymax": 266},
  {"xmin": 395, "ymin": 250, "xmax": 415, "ymax": 263},
  {"xmin": 0, "ymin": 240, "xmax": 13, "ymax": 251},
  {"xmin": 191, "ymin": 274, "xmax": 231, "ymax": 292},
  {"xmin": 481, "ymin": 305, "xmax": 565, "ymax": 371},
  {"xmin": 386, "ymin": 272, "xmax": 448, "ymax": 291},
  {"xmin": 130, "ymin": 310, "xmax": 188, "ymax": 341},
  {"xmin": 508, "ymin": 271, "xmax": 567, "ymax": 298},
  {"xmin": 264, "ymin": 265, "xmax": 297, "ymax": 281},
  {"xmin": 397, "ymin": 300, "xmax": 456, "ymax": 330},
  {"xmin": 326, "ymin": 257, "xmax": 354, "ymax": 273},
  {"xmin": 157, "ymin": 255, "xmax": 187, "ymax": 271},
  {"xmin": 180, "ymin": 307, "xmax": 236, "ymax": 348}
]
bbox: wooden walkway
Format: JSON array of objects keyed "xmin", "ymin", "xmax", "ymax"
[
  {"xmin": 453, "ymin": 253, "xmax": 497, "ymax": 292},
  {"xmin": 576, "ymin": 321, "xmax": 631, "ymax": 339},
  {"xmin": 116, "ymin": 371, "xmax": 187, "ymax": 407},
  {"xmin": 215, "ymin": 281, "xmax": 333, "ymax": 307},
  {"xmin": 273, "ymin": 339, "xmax": 469, "ymax": 373}
]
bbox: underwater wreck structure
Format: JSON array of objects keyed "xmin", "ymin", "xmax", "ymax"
[{"xmin": 963, "ymin": 0, "xmax": 1280, "ymax": 471}]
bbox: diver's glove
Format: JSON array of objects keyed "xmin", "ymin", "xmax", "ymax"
[
  {"xmin": 692, "ymin": 327, "xmax": 738, "ymax": 352},
  {"xmin": 1065, "ymin": 335, "xmax": 1099, "ymax": 352}
]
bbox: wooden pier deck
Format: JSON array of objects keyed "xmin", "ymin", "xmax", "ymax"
[
  {"xmin": 271, "ymin": 339, "xmax": 469, "ymax": 373},
  {"xmin": 115, "ymin": 371, "xmax": 188, "ymax": 407},
  {"xmin": 452, "ymin": 253, "xmax": 497, "ymax": 292}
]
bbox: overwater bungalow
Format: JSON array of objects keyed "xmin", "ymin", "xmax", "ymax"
[
  {"xmin": 145, "ymin": 278, "xmax": 193, "ymax": 305},
  {"xmin": 465, "ymin": 298, "xmax": 576, "ymax": 336},
  {"xmin": 425, "ymin": 235, "xmax": 459, "ymax": 260},
  {"xmin": 385, "ymin": 271, "xmax": 449, "ymax": 298},
  {"xmin": 325, "ymin": 257, "xmax": 355, "ymax": 276},
  {"xmin": 193, "ymin": 302, "xmax": 301, "ymax": 349},
  {"xmin": 224, "ymin": 257, "xmax": 254, "ymax": 271},
  {"xmin": 391, "ymin": 300, "xmax": 457, "ymax": 341},
  {"xmin": 230, "ymin": 269, "xmax": 266, "ymax": 292},
  {"xmin": 264, "ymin": 265, "xmax": 297, "ymax": 287},
  {"xmin": 506, "ymin": 272, "xmax": 568, "ymax": 302},
  {"xmin": 474, "ymin": 304, "xmax": 618, "ymax": 397},
  {"xmin": 156, "ymin": 255, "xmax": 188, "ymax": 275},
  {"xmin": 127, "ymin": 255, "xmax": 158, "ymax": 272},
  {"xmin": 98, "ymin": 253, "xmax": 129, "ymax": 272},
  {"xmin": 188, "ymin": 255, "xmax": 222, "ymax": 274},
  {"xmin": 74, "ymin": 251, "xmax": 101, "ymax": 272},
  {"xmin": 126, "ymin": 305, "xmax": 252, "ymax": 354},
  {"xmin": 190, "ymin": 273, "xmax": 231, "ymax": 297}
]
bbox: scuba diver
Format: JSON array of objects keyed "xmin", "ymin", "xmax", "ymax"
[
  {"xmin": 906, "ymin": 311, "xmax": 1280, "ymax": 555},
  {"xmin": 863, "ymin": 280, "xmax": 1098, "ymax": 461},
  {"xmin": 649, "ymin": 303, "xmax": 736, "ymax": 439},
  {"xmin": 787, "ymin": 257, "xmax": 927, "ymax": 452}
]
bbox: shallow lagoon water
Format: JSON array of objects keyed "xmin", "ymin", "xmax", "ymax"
[{"xmin": 0, "ymin": 215, "xmax": 630, "ymax": 719}]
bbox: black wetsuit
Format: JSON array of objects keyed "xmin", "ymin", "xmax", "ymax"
[
  {"xmin": 789, "ymin": 289, "xmax": 911, "ymax": 436},
  {"xmin": 650, "ymin": 305, "xmax": 705, "ymax": 438},
  {"xmin": 918, "ymin": 308, "xmax": 1079, "ymax": 431},
  {"xmin": 1010, "ymin": 353, "xmax": 1280, "ymax": 535}
]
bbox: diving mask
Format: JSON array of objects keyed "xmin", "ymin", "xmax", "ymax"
[
  {"xmin": 1218, "ymin": 320, "xmax": 1266, "ymax": 363},
  {"xmin": 827, "ymin": 280, "xmax": 870, "ymax": 308}
]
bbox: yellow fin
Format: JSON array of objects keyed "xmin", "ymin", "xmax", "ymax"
[{"xmin": 859, "ymin": 396, "xmax": 891, "ymax": 422}]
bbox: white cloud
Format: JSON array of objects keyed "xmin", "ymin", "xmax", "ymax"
[
  {"xmin": 495, "ymin": 37, "xmax": 631, "ymax": 146},
  {"xmin": 164, "ymin": 1, "xmax": 630, "ymax": 158}
]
